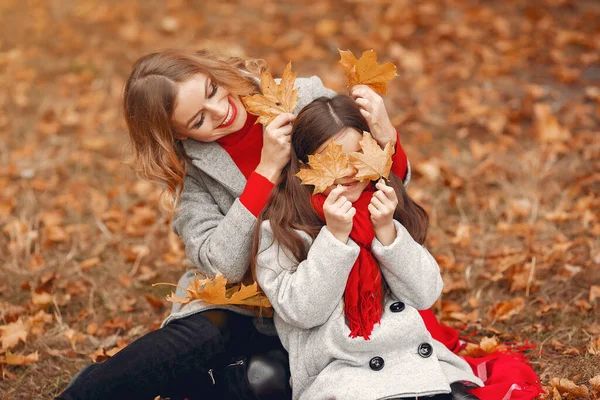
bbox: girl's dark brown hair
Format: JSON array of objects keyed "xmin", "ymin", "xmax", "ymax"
[
  {"xmin": 123, "ymin": 49, "xmax": 266, "ymax": 211},
  {"xmin": 251, "ymin": 95, "xmax": 429, "ymax": 277}
]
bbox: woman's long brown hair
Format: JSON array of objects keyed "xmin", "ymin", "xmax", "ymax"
[
  {"xmin": 251, "ymin": 95, "xmax": 429, "ymax": 278},
  {"xmin": 123, "ymin": 49, "xmax": 266, "ymax": 211}
]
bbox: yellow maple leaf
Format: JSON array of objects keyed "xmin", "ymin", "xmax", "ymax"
[
  {"xmin": 295, "ymin": 141, "xmax": 352, "ymax": 194},
  {"xmin": 0, "ymin": 318, "xmax": 29, "ymax": 350},
  {"xmin": 348, "ymin": 132, "xmax": 394, "ymax": 182},
  {"xmin": 162, "ymin": 273, "xmax": 272, "ymax": 310},
  {"xmin": 241, "ymin": 62, "xmax": 299, "ymax": 126},
  {"xmin": 339, "ymin": 49, "xmax": 398, "ymax": 95},
  {"xmin": 1, "ymin": 350, "xmax": 39, "ymax": 365}
]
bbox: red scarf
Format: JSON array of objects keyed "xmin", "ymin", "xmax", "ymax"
[{"xmin": 311, "ymin": 185, "xmax": 383, "ymax": 340}]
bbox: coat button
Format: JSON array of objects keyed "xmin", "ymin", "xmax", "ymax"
[
  {"xmin": 389, "ymin": 301, "xmax": 405, "ymax": 312},
  {"xmin": 369, "ymin": 356, "xmax": 384, "ymax": 371},
  {"xmin": 418, "ymin": 343, "xmax": 433, "ymax": 358}
]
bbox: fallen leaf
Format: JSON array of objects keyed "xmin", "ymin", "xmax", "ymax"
[
  {"xmin": 242, "ymin": 62, "xmax": 299, "ymax": 126},
  {"xmin": 145, "ymin": 294, "xmax": 164, "ymax": 310},
  {"xmin": 1, "ymin": 351, "xmax": 39, "ymax": 365},
  {"xmin": 339, "ymin": 49, "xmax": 397, "ymax": 95},
  {"xmin": 0, "ymin": 318, "xmax": 29, "ymax": 350},
  {"xmin": 489, "ymin": 297, "xmax": 524, "ymax": 321},
  {"xmin": 80, "ymin": 257, "xmax": 101, "ymax": 270},
  {"xmin": 590, "ymin": 375, "xmax": 600, "ymax": 392},
  {"xmin": 590, "ymin": 285, "xmax": 600, "ymax": 302},
  {"xmin": 534, "ymin": 103, "xmax": 571, "ymax": 143},
  {"xmin": 348, "ymin": 132, "xmax": 394, "ymax": 182},
  {"xmin": 549, "ymin": 377, "xmax": 590, "ymax": 399},
  {"xmin": 295, "ymin": 140, "xmax": 352, "ymax": 194}
]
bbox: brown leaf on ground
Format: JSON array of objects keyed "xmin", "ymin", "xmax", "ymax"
[
  {"xmin": 549, "ymin": 377, "xmax": 590, "ymax": 399},
  {"xmin": 242, "ymin": 62, "xmax": 299, "ymax": 126},
  {"xmin": 0, "ymin": 319, "xmax": 29, "ymax": 350},
  {"xmin": 295, "ymin": 141, "xmax": 352, "ymax": 194},
  {"xmin": 0, "ymin": 351, "xmax": 39, "ymax": 366},
  {"xmin": 348, "ymin": 132, "xmax": 394, "ymax": 182},
  {"xmin": 589, "ymin": 285, "xmax": 600, "ymax": 302},
  {"xmin": 534, "ymin": 104, "xmax": 571, "ymax": 143},
  {"xmin": 489, "ymin": 297, "xmax": 525, "ymax": 321},
  {"xmin": 145, "ymin": 294, "xmax": 165, "ymax": 310},
  {"xmin": 590, "ymin": 375, "xmax": 600, "ymax": 392},
  {"xmin": 339, "ymin": 49, "xmax": 397, "ymax": 95}
]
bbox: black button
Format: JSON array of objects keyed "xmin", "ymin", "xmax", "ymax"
[
  {"xmin": 389, "ymin": 301, "xmax": 405, "ymax": 312},
  {"xmin": 418, "ymin": 343, "xmax": 433, "ymax": 358},
  {"xmin": 369, "ymin": 356, "xmax": 384, "ymax": 371}
]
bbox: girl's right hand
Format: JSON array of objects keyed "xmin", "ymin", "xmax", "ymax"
[
  {"xmin": 256, "ymin": 113, "xmax": 296, "ymax": 183},
  {"xmin": 323, "ymin": 185, "xmax": 356, "ymax": 243}
]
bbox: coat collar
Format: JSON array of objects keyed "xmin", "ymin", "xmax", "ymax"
[{"xmin": 182, "ymin": 139, "xmax": 246, "ymax": 196}]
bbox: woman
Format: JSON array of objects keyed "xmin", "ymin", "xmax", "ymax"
[{"xmin": 57, "ymin": 49, "xmax": 410, "ymax": 400}]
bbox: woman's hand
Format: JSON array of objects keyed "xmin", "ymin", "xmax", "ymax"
[
  {"xmin": 350, "ymin": 85, "xmax": 397, "ymax": 149},
  {"xmin": 323, "ymin": 185, "xmax": 355, "ymax": 244},
  {"xmin": 256, "ymin": 113, "xmax": 296, "ymax": 183},
  {"xmin": 369, "ymin": 179, "xmax": 398, "ymax": 246}
]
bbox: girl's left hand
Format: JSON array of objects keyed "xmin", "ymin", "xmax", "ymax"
[
  {"xmin": 368, "ymin": 179, "xmax": 398, "ymax": 246},
  {"xmin": 350, "ymin": 85, "xmax": 397, "ymax": 149}
]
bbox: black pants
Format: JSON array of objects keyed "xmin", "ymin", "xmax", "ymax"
[{"xmin": 57, "ymin": 311, "xmax": 286, "ymax": 400}]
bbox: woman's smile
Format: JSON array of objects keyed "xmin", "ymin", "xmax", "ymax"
[{"xmin": 217, "ymin": 97, "xmax": 237, "ymax": 129}]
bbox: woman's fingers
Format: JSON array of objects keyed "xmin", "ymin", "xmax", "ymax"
[{"xmin": 268, "ymin": 112, "xmax": 296, "ymax": 130}]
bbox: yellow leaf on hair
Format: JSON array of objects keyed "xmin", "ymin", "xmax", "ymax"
[
  {"xmin": 242, "ymin": 62, "xmax": 299, "ymax": 126},
  {"xmin": 339, "ymin": 49, "xmax": 397, "ymax": 95}
]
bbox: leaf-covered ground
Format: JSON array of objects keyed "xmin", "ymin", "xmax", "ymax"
[{"xmin": 1, "ymin": 0, "xmax": 598, "ymax": 398}]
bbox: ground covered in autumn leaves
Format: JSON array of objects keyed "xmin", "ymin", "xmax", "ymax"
[{"xmin": 1, "ymin": 0, "xmax": 599, "ymax": 399}]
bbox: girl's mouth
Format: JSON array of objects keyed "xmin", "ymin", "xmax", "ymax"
[
  {"xmin": 218, "ymin": 97, "xmax": 237, "ymax": 129},
  {"xmin": 339, "ymin": 181, "xmax": 358, "ymax": 189}
]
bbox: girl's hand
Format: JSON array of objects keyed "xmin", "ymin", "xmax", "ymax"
[
  {"xmin": 350, "ymin": 85, "xmax": 397, "ymax": 149},
  {"xmin": 256, "ymin": 113, "xmax": 296, "ymax": 183},
  {"xmin": 323, "ymin": 185, "xmax": 356, "ymax": 243},
  {"xmin": 369, "ymin": 179, "xmax": 398, "ymax": 246}
]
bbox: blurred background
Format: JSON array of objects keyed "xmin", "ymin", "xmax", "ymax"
[{"xmin": 0, "ymin": 0, "xmax": 598, "ymax": 398}]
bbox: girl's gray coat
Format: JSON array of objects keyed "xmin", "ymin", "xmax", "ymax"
[{"xmin": 255, "ymin": 221, "xmax": 483, "ymax": 400}]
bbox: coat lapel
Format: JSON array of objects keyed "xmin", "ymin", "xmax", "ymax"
[{"xmin": 182, "ymin": 140, "xmax": 246, "ymax": 196}]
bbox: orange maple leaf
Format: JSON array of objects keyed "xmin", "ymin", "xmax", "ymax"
[
  {"xmin": 348, "ymin": 132, "xmax": 394, "ymax": 182},
  {"xmin": 295, "ymin": 141, "xmax": 353, "ymax": 194},
  {"xmin": 339, "ymin": 49, "xmax": 398, "ymax": 95},
  {"xmin": 162, "ymin": 273, "xmax": 272, "ymax": 310},
  {"xmin": 241, "ymin": 62, "xmax": 299, "ymax": 126},
  {"xmin": 0, "ymin": 318, "xmax": 29, "ymax": 350},
  {"xmin": 1, "ymin": 350, "xmax": 39, "ymax": 366}
]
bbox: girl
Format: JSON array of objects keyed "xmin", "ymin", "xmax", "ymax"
[
  {"xmin": 58, "ymin": 49, "xmax": 411, "ymax": 400},
  {"xmin": 253, "ymin": 94, "xmax": 484, "ymax": 399}
]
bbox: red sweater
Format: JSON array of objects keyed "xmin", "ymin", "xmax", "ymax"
[{"xmin": 218, "ymin": 114, "xmax": 409, "ymax": 217}]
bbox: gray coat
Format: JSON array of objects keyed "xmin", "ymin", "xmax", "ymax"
[
  {"xmin": 162, "ymin": 76, "xmax": 338, "ymax": 326},
  {"xmin": 255, "ymin": 221, "xmax": 484, "ymax": 400}
]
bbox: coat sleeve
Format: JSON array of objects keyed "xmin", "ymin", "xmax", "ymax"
[
  {"xmin": 371, "ymin": 220, "xmax": 443, "ymax": 310},
  {"xmin": 256, "ymin": 223, "xmax": 359, "ymax": 330},
  {"xmin": 172, "ymin": 172, "xmax": 258, "ymax": 283}
]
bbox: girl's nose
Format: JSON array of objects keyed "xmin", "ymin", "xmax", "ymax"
[{"xmin": 345, "ymin": 164, "xmax": 358, "ymax": 179}]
